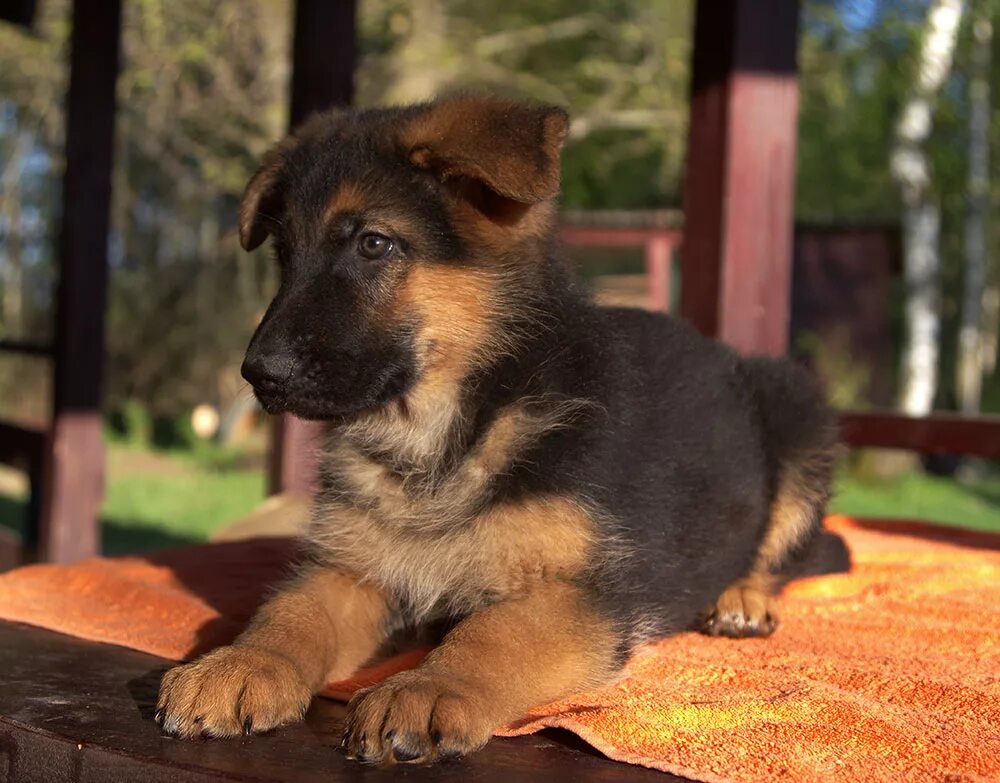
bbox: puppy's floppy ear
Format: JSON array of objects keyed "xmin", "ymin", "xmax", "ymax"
[
  {"xmin": 403, "ymin": 96, "xmax": 569, "ymax": 205},
  {"xmin": 238, "ymin": 140, "xmax": 295, "ymax": 251}
]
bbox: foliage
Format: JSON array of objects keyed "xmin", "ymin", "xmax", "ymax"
[
  {"xmin": 0, "ymin": 0, "xmax": 286, "ymax": 420},
  {"xmin": 796, "ymin": 329, "xmax": 873, "ymax": 409},
  {"xmin": 106, "ymin": 398, "xmax": 154, "ymax": 446},
  {"xmin": 357, "ymin": 0, "xmax": 693, "ymax": 208},
  {"xmin": 798, "ymin": 0, "xmax": 1000, "ymax": 412},
  {"xmin": 0, "ymin": 0, "xmax": 998, "ymax": 422}
]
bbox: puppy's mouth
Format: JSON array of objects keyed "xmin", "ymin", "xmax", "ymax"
[
  {"xmin": 252, "ymin": 363, "xmax": 415, "ymax": 421},
  {"xmin": 253, "ymin": 389, "xmax": 289, "ymax": 416}
]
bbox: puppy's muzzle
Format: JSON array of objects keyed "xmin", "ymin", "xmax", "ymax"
[{"xmin": 241, "ymin": 349, "xmax": 296, "ymax": 412}]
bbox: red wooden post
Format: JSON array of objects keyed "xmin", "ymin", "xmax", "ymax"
[
  {"xmin": 680, "ymin": 0, "xmax": 800, "ymax": 356},
  {"xmin": 38, "ymin": 0, "xmax": 122, "ymax": 561},
  {"xmin": 268, "ymin": 0, "xmax": 358, "ymax": 497},
  {"xmin": 645, "ymin": 233, "xmax": 674, "ymax": 312}
]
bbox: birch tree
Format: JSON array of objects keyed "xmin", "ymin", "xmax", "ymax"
[
  {"xmin": 891, "ymin": 0, "xmax": 965, "ymax": 416},
  {"xmin": 957, "ymin": 5, "xmax": 992, "ymax": 414}
]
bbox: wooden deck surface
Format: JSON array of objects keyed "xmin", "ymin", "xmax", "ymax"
[{"xmin": 0, "ymin": 620, "xmax": 684, "ymax": 782}]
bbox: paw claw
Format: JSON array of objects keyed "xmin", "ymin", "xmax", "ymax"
[
  {"xmin": 343, "ymin": 672, "xmax": 492, "ymax": 764},
  {"xmin": 156, "ymin": 646, "xmax": 312, "ymax": 740},
  {"xmin": 701, "ymin": 582, "xmax": 779, "ymax": 639},
  {"xmin": 392, "ymin": 744, "xmax": 421, "ymax": 762}
]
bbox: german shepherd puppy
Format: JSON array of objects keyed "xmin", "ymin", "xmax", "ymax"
[{"xmin": 157, "ymin": 96, "xmax": 838, "ymax": 764}]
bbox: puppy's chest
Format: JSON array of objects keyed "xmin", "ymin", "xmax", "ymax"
[{"xmin": 308, "ymin": 493, "xmax": 595, "ymax": 620}]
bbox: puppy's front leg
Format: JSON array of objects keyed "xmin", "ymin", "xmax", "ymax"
[
  {"xmin": 158, "ymin": 567, "xmax": 389, "ymax": 738},
  {"xmin": 343, "ymin": 582, "xmax": 621, "ymax": 764}
]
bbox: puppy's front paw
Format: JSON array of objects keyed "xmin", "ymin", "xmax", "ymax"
[
  {"xmin": 343, "ymin": 671, "xmax": 494, "ymax": 764},
  {"xmin": 157, "ymin": 645, "xmax": 312, "ymax": 738}
]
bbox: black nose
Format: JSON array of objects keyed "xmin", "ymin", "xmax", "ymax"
[{"xmin": 241, "ymin": 350, "xmax": 296, "ymax": 393}]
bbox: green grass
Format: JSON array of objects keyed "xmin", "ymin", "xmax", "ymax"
[
  {"xmin": 0, "ymin": 443, "xmax": 265, "ymax": 555},
  {"xmin": 832, "ymin": 468, "xmax": 1000, "ymax": 533},
  {"xmin": 101, "ymin": 465, "xmax": 265, "ymax": 555}
]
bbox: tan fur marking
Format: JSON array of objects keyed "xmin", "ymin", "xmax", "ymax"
[
  {"xmin": 449, "ymin": 189, "xmax": 559, "ymax": 256},
  {"xmin": 399, "ymin": 96, "xmax": 567, "ymax": 204},
  {"xmin": 340, "ymin": 263, "xmax": 506, "ymax": 469},
  {"xmin": 755, "ymin": 488, "xmax": 814, "ymax": 572},
  {"xmin": 323, "ymin": 182, "xmax": 368, "ymax": 224},
  {"xmin": 309, "ymin": 494, "xmax": 598, "ymax": 620},
  {"xmin": 400, "ymin": 263, "xmax": 498, "ymax": 382},
  {"xmin": 157, "ymin": 569, "xmax": 390, "ymax": 738},
  {"xmin": 400, "ymin": 96, "xmax": 566, "ymax": 255},
  {"xmin": 242, "ymin": 568, "xmax": 391, "ymax": 684},
  {"xmin": 344, "ymin": 582, "xmax": 620, "ymax": 763},
  {"xmin": 238, "ymin": 134, "xmax": 301, "ymax": 251},
  {"xmin": 333, "ymin": 399, "xmax": 591, "ymax": 527},
  {"xmin": 754, "ymin": 454, "xmax": 831, "ymax": 572}
]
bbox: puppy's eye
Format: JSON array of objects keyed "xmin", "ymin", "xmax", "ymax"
[{"xmin": 357, "ymin": 232, "xmax": 393, "ymax": 260}]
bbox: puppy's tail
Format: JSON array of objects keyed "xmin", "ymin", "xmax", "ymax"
[{"xmin": 740, "ymin": 357, "xmax": 844, "ymax": 578}]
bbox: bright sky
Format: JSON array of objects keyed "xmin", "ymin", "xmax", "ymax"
[{"xmin": 839, "ymin": 0, "xmax": 881, "ymax": 31}]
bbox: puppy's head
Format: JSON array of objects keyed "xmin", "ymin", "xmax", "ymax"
[{"xmin": 239, "ymin": 96, "xmax": 568, "ymax": 420}]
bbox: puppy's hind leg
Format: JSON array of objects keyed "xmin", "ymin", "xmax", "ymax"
[{"xmin": 702, "ymin": 449, "xmax": 834, "ymax": 639}]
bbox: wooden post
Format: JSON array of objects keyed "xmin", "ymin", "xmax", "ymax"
[
  {"xmin": 289, "ymin": 0, "xmax": 357, "ymax": 127},
  {"xmin": 680, "ymin": 0, "xmax": 800, "ymax": 356},
  {"xmin": 645, "ymin": 233, "xmax": 674, "ymax": 312},
  {"xmin": 38, "ymin": 0, "xmax": 122, "ymax": 561},
  {"xmin": 268, "ymin": 0, "xmax": 358, "ymax": 496}
]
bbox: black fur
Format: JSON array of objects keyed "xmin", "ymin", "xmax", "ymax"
[{"xmin": 453, "ymin": 268, "xmax": 838, "ymax": 654}]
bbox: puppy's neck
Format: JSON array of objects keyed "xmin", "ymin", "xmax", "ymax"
[{"xmin": 337, "ymin": 374, "xmax": 470, "ymax": 483}]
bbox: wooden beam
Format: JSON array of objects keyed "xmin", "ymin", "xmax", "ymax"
[
  {"xmin": 558, "ymin": 226, "xmax": 680, "ymax": 248},
  {"xmin": 0, "ymin": 0, "xmax": 36, "ymax": 28},
  {"xmin": 840, "ymin": 411, "xmax": 1000, "ymax": 457},
  {"xmin": 645, "ymin": 234, "xmax": 675, "ymax": 312},
  {"xmin": 38, "ymin": 0, "xmax": 122, "ymax": 562},
  {"xmin": 680, "ymin": 0, "xmax": 800, "ymax": 356},
  {"xmin": 0, "ymin": 421, "xmax": 44, "ymax": 468},
  {"xmin": 0, "ymin": 340, "xmax": 51, "ymax": 357},
  {"xmin": 268, "ymin": 0, "xmax": 358, "ymax": 496}
]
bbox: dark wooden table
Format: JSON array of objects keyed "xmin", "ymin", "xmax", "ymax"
[{"xmin": 0, "ymin": 621, "xmax": 683, "ymax": 782}]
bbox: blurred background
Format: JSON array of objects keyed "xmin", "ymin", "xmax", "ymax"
[{"xmin": 0, "ymin": 0, "xmax": 998, "ymax": 555}]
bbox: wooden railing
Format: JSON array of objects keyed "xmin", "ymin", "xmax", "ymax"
[
  {"xmin": 840, "ymin": 411, "xmax": 1000, "ymax": 457},
  {"xmin": 558, "ymin": 221, "xmax": 1000, "ymax": 460},
  {"xmin": 558, "ymin": 226, "xmax": 681, "ymax": 312}
]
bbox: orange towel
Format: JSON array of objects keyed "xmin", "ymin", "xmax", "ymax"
[{"xmin": 0, "ymin": 516, "xmax": 997, "ymax": 782}]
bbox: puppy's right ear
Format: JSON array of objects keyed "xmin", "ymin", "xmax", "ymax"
[{"xmin": 238, "ymin": 142, "xmax": 292, "ymax": 251}]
